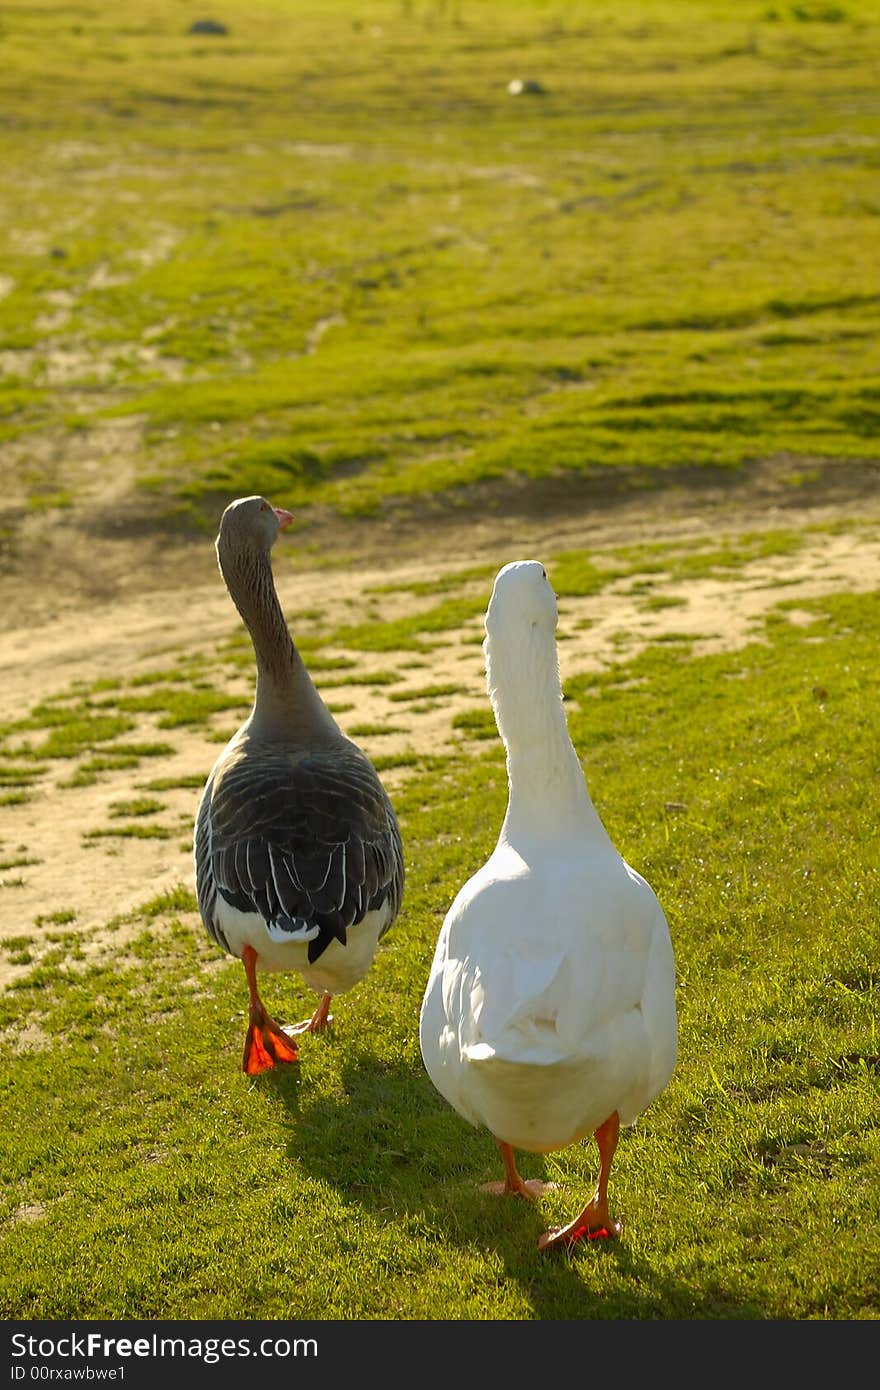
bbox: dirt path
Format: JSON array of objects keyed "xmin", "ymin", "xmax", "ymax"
[{"xmin": 1, "ymin": 472, "xmax": 879, "ymax": 993}]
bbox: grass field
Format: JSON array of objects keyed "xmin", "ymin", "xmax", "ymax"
[
  {"xmin": 2, "ymin": 0, "xmax": 879, "ymax": 528},
  {"xmin": 1, "ymin": 0, "xmax": 879, "ymax": 1324},
  {"xmin": 1, "ymin": 562, "xmax": 879, "ymax": 1319}
]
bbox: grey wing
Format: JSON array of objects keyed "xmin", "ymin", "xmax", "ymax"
[
  {"xmin": 194, "ymin": 773, "xmax": 237, "ymax": 954},
  {"xmin": 197, "ymin": 744, "xmax": 404, "ymax": 963}
]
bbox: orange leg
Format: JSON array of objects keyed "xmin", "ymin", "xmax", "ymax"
[
  {"xmin": 481, "ymin": 1140, "xmax": 558, "ymax": 1201},
  {"xmin": 241, "ymin": 945, "xmax": 299, "ymax": 1076},
  {"xmin": 286, "ymin": 991, "xmax": 334, "ymax": 1035},
  {"xmin": 538, "ymin": 1112, "xmax": 622, "ymax": 1252}
]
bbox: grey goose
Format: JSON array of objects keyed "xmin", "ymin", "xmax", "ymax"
[{"xmin": 194, "ymin": 496, "xmax": 405, "ymax": 1075}]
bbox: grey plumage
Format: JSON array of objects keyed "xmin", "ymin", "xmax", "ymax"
[
  {"xmin": 196, "ymin": 742, "xmax": 404, "ymax": 963},
  {"xmin": 193, "ymin": 495, "xmax": 404, "ymax": 1072}
]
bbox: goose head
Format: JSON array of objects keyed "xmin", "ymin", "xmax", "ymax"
[
  {"xmin": 216, "ymin": 495, "xmax": 293, "ymax": 569},
  {"xmin": 484, "ymin": 560, "xmax": 558, "ymax": 652}
]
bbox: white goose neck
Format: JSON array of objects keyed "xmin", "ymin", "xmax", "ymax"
[{"xmin": 486, "ymin": 623, "xmax": 607, "ymax": 844}]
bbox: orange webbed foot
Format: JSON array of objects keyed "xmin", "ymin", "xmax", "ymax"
[
  {"xmin": 537, "ymin": 1202, "xmax": 622, "ymax": 1252},
  {"xmin": 285, "ymin": 991, "xmax": 334, "ymax": 1036},
  {"xmin": 242, "ymin": 1018, "xmax": 299, "ymax": 1075},
  {"xmin": 239, "ymin": 945, "xmax": 300, "ymax": 1075}
]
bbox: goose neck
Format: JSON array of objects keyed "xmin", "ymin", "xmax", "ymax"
[
  {"xmin": 221, "ymin": 546, "xmax": 336, "ymax": 742},
  {"xmin": 486, "ymin": 625, "xmax": 604, "ymax": 840}
]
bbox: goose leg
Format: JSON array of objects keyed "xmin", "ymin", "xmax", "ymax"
[
  {"xmin": 241, "ymin": 945, "xmax": 300, "ymax": 1075},
  {"xmin": 538, "ymin": 1112, "xmax": 622, "ymax": 1251},
  {"xmin": 481, "ymin": 1139, "xmax": 558, "ymax": 1200},
  {"xmin": 286, "ymin": 991, "xmax": 335, "ymax": 1035}
]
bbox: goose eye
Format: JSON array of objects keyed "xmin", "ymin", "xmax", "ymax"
[{"xmin": 541, "ymin": 567, "xmax": 547, "ymax": 579}]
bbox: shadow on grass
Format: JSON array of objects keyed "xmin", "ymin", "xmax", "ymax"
[{"xmin": 259, "ymin": 1046, "xmax": 761, "ymax": 1319}]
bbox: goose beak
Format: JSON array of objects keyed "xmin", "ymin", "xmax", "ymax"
[{"xmin": 273, "ymin": 507, "xmax": 294, "ymax": 531}]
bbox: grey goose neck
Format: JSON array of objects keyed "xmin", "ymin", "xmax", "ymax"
[{"xmin": 218, "ymin": 533, "xmax": 339, "ymax": 746}]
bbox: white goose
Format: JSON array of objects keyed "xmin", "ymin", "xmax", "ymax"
[
  {"xmin": 419, "ymin": 560, "xmax": 677, "ymax": 1250},
  {"xmin": 194, "ymin": 496, "xmax": 404, "ymax": 1075}
]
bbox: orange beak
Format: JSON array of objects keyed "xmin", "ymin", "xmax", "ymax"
[{"xmin": 273, "ymin": 507, "xmax": 294, "ymax": 531}]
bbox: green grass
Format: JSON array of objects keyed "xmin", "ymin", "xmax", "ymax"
[
  {"xmin": 328, "ymin": 596, "xmax": 486, "ymax": 652},
  {"xmin": 370, "ymin": 752, "xmax": 421, "ymax": 772},
  {"xmin": 108, "ymin": 742, "xmax": 177, "ymax": 758},
  {"xmin": 0, "ymin": 688, "xmax": 183, "ymax": 789},
  {"xmin": 549, "ymin": 528, "xmax": 814, "ymax": 599},
  {"xmin": 0, "ymin": 763, "xmax": 47, "ymax": 785},
  {"xmin": 1, "ymin": 584, "xmax": 878, "ymax": 1318},
  {"xmin": 12, "ymin": 709, "xmax": 137, "ymax": 759},
  {"xmin": 0, "ymin": 857, "xmax": 39, "ymax": 872},
  {"xmin": 388, "ymin": 683, "xmax": 469, "ymax": 703},
  {"xmin": 2, "ymin": 0, "xmax": 878, "ymax": 534},
  {"xmin": 82, "ymin": 825, "xmax": 177, "ymax": 842},
  {"xmin": 451, "ymin": 707, "xmax": 498, "ymax": 740},
  {"xmin": 640, "ymin": 594, "xmax": 689, "ymax": 610},
  {"xmin": 111, "ymin": 687, "xmax": 250, "ymax": 728},
  {"xmin": 59, "ymin": 742, "xmax": 176, "ymax": 787},
  {"xmin": 140, "ymin": 775, "xmax": 209, "ymax": 791},
  {"xmin": 139, "ymin": 885, "xmax": 199, "ymax": 918},
  {"xmin": 108, "ymin": 797, "xmax": 166, "ymax": 818},
  {"xmin": 1, "ymin": 0, "xmax": 879, "ymax": 1325},
  {"xmin": 34, "ymin": 910, "xmax": 76, "ymax": 928},
  {"xmin": 346, "ymin": 723, "xmax": 408, "ymax": 739},
  {"xmin": 26, "ymin": 489, "xmax": 73, "ymax": 512},
  {"xmin": 368, "ymin": 565, "xmax": 496, "ymax": 598},
  {"xmin": 316, "ymin": 670, "xmax": 403, "ymax": 689}
]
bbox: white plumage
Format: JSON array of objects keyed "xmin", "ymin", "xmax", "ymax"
[{"xmin": 419, "ymin": 560, "xmax": 677, "ymax": 1250}]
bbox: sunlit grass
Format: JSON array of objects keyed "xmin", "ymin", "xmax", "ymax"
[
  {"xmin": 1, "ymin": 0, "xmax": 878, "ymax": 534},
  {"xmin": 110, "ymin": 688, "xmax": 250, "ymax": 728},
  {"xmin": 108, "ymin": 797, "xmax": 166, "ymax": 818},
  {"xmin": 139, "ymin": 775, "xmax": 210, "ymax": 792},
  {"xmin": 328, "ymin": 596, "xmax": 485, "ymax": 652},
  {"xmin": 0, "ymin": 584, "xmax": 877, "ymax": 1318},
  {"xmin": 1, "ymin": 0, "xmax": 879, "ymax": 1324},
  {"xmin": 388, "ymin": 683, "xmax": 469, "ymax": 703}
]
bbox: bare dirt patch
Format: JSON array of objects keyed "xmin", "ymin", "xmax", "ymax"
[{"xmin": 1, "ymin": 460, "xmax": 878, "ymax": 989}]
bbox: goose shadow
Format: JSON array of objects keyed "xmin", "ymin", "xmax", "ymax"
[{"xmin": 257, "ymin": 1046, "xmax": 758, "ymax": 1320}]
